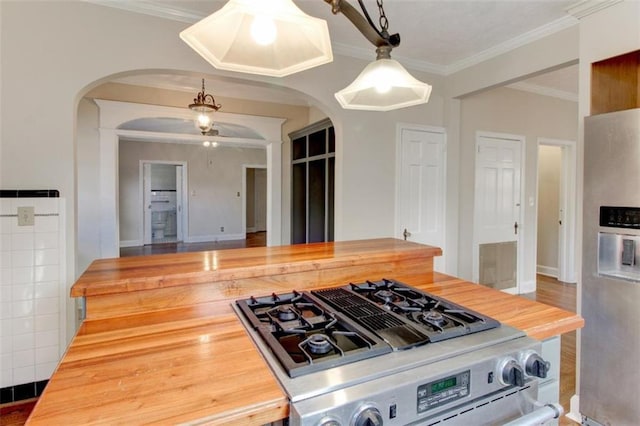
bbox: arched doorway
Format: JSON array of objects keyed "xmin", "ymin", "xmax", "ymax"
[{"xmin": 81, "ymin": 98, "xmax": 285, "ymax": 259}]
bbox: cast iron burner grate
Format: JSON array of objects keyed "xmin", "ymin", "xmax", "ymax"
[
  {"xmin": 314, "ymin": 280, "xmax": 501, "ymax": 346},
  {"xmin": 313, "ymin": 288, "xmax": 429, "ymax": 349},
  {"xmin": 236, "ymin": 291, "xmax": 392, "ymax": 377}
]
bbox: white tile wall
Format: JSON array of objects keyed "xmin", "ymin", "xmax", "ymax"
[{"xmin": 0, "ymin": 198, "xmax": 65, "ymax": 388}]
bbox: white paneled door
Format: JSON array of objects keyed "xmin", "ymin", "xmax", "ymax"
[
  {"xmin": 396, "ymin": 126, "xmax": 446, "ymax": 272},
  {"xmin": 473, "ymin": 133, "xmax": 523, "ymax": 293}
]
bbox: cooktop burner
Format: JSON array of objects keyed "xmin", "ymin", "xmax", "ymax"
[
  {"xmin": 236, "ymin": 279, "xmax": 500, "ymax": 377},
  {"xmin": 237, "ymin": 291, "xmax": 391, "ymax": 377},
  {"xmin": 340, "ymin": 279, "xmax": 501, "ymax": 342}
]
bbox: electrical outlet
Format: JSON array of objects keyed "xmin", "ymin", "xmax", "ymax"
[
  {"xmin": 17, "ymin": 206, "xmax": 35, "ymax": 226},
  {"xmin": 220, "ymin": 226, "xmax": 224, "ymax": 232}
]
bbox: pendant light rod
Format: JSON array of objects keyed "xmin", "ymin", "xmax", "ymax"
[
  {"xmin": 189, "ymin": 79, "xmax": 221, "ymax": 113},
  {"xmin": 325, "ymin": 0, "xmax": 400, "ymax": 48}
]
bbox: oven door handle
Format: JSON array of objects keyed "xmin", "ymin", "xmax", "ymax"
[{"xmin": 501, "ymin": 402, "xmax": 564, "ymax": 426}]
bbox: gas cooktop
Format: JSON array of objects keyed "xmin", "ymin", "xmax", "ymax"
[
  {"xmin": 234, "ymin": 279, "xmax": 552, "ymax": 426},
  {"xmin": 236, "ymin": 279, "xmax": 500, "ymax": 377}
]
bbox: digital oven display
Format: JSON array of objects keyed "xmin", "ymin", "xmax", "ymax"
[
  {"xmin": 417, "ymin": 370, "xmax": 471, "ymax": 413},
  {"xmin": 431, "ymin": 377, "xmax": 457, "ymax": 393}
]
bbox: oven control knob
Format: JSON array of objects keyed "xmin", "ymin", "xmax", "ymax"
[
  {"xmin": 317, "ymin": 417, "xmax": 342, "ymax": 426},
  {"xmin": 523, "ymin": 352, "xmax": 551, "ymax": 379},
  {"xmin": 353, "ymin": 405, "xmax": 383, "ymax": 426},
  {"xmin": 500, "ymin": 358, "xmax": 525, "ymax": 387}
]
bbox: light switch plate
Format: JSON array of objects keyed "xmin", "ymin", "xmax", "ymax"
[{"xmin": 17, "ymin": 206, "xmax": 35, "ymax": 226}]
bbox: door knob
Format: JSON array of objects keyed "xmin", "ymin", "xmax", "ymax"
[
  {"xmin": 403, "ymin": 228, "xmax": 411, "ymax": 240},
  {"xmin": 514, "ymin": 221, "xmax": 519, "ymax": 235}
]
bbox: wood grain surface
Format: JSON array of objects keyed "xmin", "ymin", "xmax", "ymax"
[
  {"xmin": 72, "ymin": 238, "xmax": 441, "ymax": 298},
  {"xmin": 27, "ymin": 315, "xmax": 288, "ymax": 425},
  {"xmin": 28, "ymin": 239, "xmax": 582, "ymax": 425}
]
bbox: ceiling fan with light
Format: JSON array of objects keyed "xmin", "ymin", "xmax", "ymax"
[{"xmin": 180, "ymin": 0, "xmax": 431, "ymax": 111}]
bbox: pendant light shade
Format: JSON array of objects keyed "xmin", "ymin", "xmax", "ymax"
[
  {"xmin": 179, "ymin": 0, "xmax": 333, "ymax": 77},
  {"xmin": 335, "ymin": 47, "xmax": 432, "ymax": 111}
]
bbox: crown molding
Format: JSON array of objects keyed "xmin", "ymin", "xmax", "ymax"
[
  {"xmin": 336, "ymin": 14, "xmax": 579, "ymax": 77},
  {"xmin": 507, "ymin": 82, "xmax": 578, "ymax": 102},
  {"xmin": 86, "ymin": 1, "xmax": 579, "ymax": 79},
  {"xmin": 565, "ymin": 0, "xmax": 623, "ymax": 19},
  {"xmin": 444, "ymin": 15, "xmax": 579, "ymax": 75},
  {"xmin": 85, "ymin": 0, "xmax": 204, "ymax": 23}
]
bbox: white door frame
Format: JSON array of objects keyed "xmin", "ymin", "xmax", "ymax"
[
  {"xmin": 472, "ymin": 131, "xmax": 525, "ymax": 294},
  {"xmin": 394, "ymin": 123, "xmax": 447, "ymax": 271},
  {"xmin": 140, "ymin": 160, "xmax": 188, "ymax": 245},
  {"xmin": 536, "ymin": 138, "xmax": 577, "ymax": 283},
  {"xmin": 242, "ymin": 164, "xmax": 267, "ymax": 237}
]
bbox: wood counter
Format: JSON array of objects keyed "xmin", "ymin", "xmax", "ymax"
[{"xmin": 27, "ymin": 239, "xmax": 583, "ymax": 425}]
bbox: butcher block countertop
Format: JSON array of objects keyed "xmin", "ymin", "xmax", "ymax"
[
  {"xmin": 27, "ymin": 239, "xmax": 583, "ymax": 425},
  {"xmin": 70, "ymin": 238, "xmax": 441, "ymax": 298}
]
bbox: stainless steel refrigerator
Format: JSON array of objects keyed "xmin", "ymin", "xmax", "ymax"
[{"xmin": 581, "ymin": 108, "xmax": 640, "ymax": 425}]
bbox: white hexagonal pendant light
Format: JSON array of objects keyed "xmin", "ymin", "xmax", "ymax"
[{"xmin": 180, "ymin": 0, "xmax": 333, "ymax": 77}]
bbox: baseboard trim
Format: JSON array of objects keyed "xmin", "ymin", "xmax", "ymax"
[
  {"xmin": 567, "ymin": 394, "xmax": 581, "ymax": 422},
  {"xmin": 536, "ymin": 265, "xmax": 558, "ymax": 278},
  {"xmin": 120, "ymin": 239, "xmax": 142, "ymax": 248},
  {"xmin": 185, "ymin": 233, "xmax": 245, "ymax": 243}
]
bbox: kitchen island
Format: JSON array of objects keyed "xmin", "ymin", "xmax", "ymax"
[{"xmin": 26, "ymin": 239, "xmax": 583, "ymax": 425}]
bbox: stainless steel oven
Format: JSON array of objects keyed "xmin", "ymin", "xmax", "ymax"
[{"xmin": 234, "ymin": 279, "xmax": 562, "ymax": 425}]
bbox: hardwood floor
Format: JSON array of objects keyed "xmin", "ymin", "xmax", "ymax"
[
  {"xmin": 120, "ymin": 231, "xmax": 267, "ymax": 257},
  {"xmin": 0, "ymin": 399, "xmax": 37, "ymax": 426},
  {"xmin": 523, "ymin": 274, "xmax": 578, "ymax": 425}
]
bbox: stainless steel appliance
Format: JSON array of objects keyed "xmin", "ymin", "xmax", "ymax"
[
  {"xmin": 581, "ymin": 108, "xmax": 640, "ymax": 425},
  {"xmin": 234, "ymin": 279, "xmax": 562, "ymax": 425}
]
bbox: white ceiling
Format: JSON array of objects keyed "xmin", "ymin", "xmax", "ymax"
[
  {"xmin": 134, "ymin": 0, "xmax": 578, "ymax": 73},
  {"xmin": 100, "ymin": 0, "xmax": 582, "ymax": 134}
]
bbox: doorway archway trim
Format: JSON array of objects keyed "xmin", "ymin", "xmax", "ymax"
[
  {"xmin": 94, "ymin": 99, "xmax": 284, "ymax": 257},
  {"xmin": 96, "ymin": 99, "xmax": 285, "ymax": 141}
]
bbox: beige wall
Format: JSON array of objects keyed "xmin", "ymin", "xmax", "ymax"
[
  {"xmin": 308, "ymin": 106, "xmax": 328, "ymax": 124},
  {"xmin": 118, "ymin": 140, "xmax": 266, "ymax": 243},
  {"xmin": 458, "ymin": 86, "xmax": 578, "ymax": 288},
  {"xmin": 254, "ymin": 168, "xmax": 267, "ymax": 232},
  {"xmin": 77, "ymin": 99, "xmax": 102, "ymax": 277},
  {"xmin": 83, "ymin": 82, "xmax": 311, "ymax": 246},
  {"xmin": 537, "ymin": 145, "xmax": 562, "ymax": 273}
]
